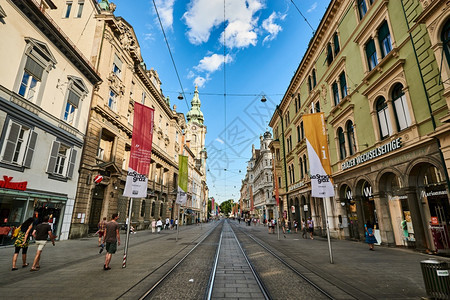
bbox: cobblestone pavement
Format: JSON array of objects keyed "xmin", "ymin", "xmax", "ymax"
[
  {"xmin": 211, "ymin": 221, "xmax": 265, "ymax": 300},
  {"xmin": 0, "ymin": 219, "xmax": 449, "ymax": 299}
]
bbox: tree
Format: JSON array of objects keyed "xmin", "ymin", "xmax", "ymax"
[{"xmin": 220, "ymin": 199, "xmax": 234, "ymax": 216}]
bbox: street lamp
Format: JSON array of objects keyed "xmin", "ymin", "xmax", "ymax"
[{"xmin": 178, "ymin": 93, "xmax": 184, "ymax": 100}]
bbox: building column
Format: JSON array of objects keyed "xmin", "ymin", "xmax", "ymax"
[
  {"xmin": 405, "ymin": 187, "xmax": 428, "ymax": 250},
  {"xmin": 373, "ymin": 191, "xmax": 395, "ymax": 245}
]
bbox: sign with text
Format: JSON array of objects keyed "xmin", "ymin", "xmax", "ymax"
[
  {"xmin": 176, "ymin": 155, "xmax": 188, "ymax": 205},
  {"xmin": 0, "ymin": 176, "xmax": 27, "ymax": 191},
  {"xmin": 123, "ymin": 103, "xmax": 154, "ymax": 198}
]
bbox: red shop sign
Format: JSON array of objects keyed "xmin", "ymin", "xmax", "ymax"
[
  {"xmin": 430, "ymin": 216, "xmax": 439, "ymax": 225},
  {"xmin": 0, "ymin": 176, "xmax": 27, "ymax": 191}
]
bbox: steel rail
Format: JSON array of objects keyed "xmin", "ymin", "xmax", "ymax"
[{"xmin": 205, "ymin": 230, "xmax": 223, "ymax": 300}]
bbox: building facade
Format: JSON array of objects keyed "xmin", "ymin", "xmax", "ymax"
[
  {"xmin": 0, "ymin": 0, "xmax": 101, "ymax": 245},
  {"xmin": 270, "ymin": 0, "xmax": 450, "ymax": 253}
]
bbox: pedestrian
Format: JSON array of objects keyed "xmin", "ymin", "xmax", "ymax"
[
  {"xmin": 272, "ymin": 218, "xmax": 276, "ymax": 233},
  {"xmin": 307, "ymin": 217, "xmax": 314, "ymax": 239},
  {"xmin": 156, "ymin": 218, "xmax": 163, "ymax": 233},
  {"xmin": 151, "ymin": 219, "xmax": 156, "ymax": 233},
  {"xmin": 281, "ymin": 218, "xmax": 286, "ymax": 234},
  {"xmin": 30, "ymin": 215, "xmax": 57, "ymax": 271},
  {"xmin": 174, "ymin": 218, "xmax": 178, "ymax": 230},
  {"xmin": 97, "ymin": 217, "xmax": 107, "ymax": 247},
  {"xmin": 287, "ymin": 220, "xmax": 292, "ymax": 233},
  {"xmin": 170, "ymin": 218, "xmax": 174, "ymax": 230},
  {"xmin": 365, "ymin": 220, "xmax": 377, "ymax": 251},
  {"xmin": 268, "ymin": 218, "xmax": 272, "ymax": 233},
  {"xmin": 103, "ymin": 213, "xmax": 120, "ymax": 270},
  {"xmin": 301, "ymin": 218, "xmax": 307, "ymax": 239},
  {"xmin": 11, "ymin": 217, "xmax": 34, "ymax": 271},
  {"xmin": 165, "ymin": 217, "xmax": 170, "ymax": 230},
  {"xmin": 294, "ymin": 220, "xmax": 298, "ymax": 233}
]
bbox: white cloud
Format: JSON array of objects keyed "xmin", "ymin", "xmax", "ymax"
[
  {"xmin": 195, "ymin": 54, "xmax": 233, "ymax": 73},
  {"xmin": 183, "ymin": 0, "xmax": 264, "ymax": 49},
  {"xmin": 154, "ymin": 0, "xmax": 175, "ymax": 29},
  {"xmin": 143, "ymin": 33, "xmax": 154, "ymax": 41},
  {"xmin": 187, "ymin": 70, "xmax": 195, "ymax": 79},
  {"xmin": 194, "ymin": 76, "xmax": 208, "ymax": 88},
  {"xmin": 215, "ymin": 138, "xmax": 225, "ymax": 144},
  {"xmin": 262, "ymin": 12, "xmax": 285, "ymax": 45},
  {"xmin": 307, "ymin": 2, "xmax": 317, "ymax": 13}
]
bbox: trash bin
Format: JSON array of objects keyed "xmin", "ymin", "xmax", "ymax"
[{"xmin": 420, "ymin": 259, "xmax": 450, "ymax": 299}]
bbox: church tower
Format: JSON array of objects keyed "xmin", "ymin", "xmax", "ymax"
[{"xmin": 186, "ymin": 86, "xmax": 206, "ymax": 160}]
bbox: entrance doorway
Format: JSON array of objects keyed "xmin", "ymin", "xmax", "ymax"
[{"xmin": 89, "ymin": 185, "xmax": 105, "ymax": 233}]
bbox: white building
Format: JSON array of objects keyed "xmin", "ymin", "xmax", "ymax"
[{"xmin": 0, "ymin": 0, "xmax": 101, "ymax": 245}]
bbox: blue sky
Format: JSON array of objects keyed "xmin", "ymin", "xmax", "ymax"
[{"xmin": 112, "ymin": 0, "xmax": 328, "ymax": 203}]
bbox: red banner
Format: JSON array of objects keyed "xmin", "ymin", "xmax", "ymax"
[
  {"xmin": 250, "ymin": 185, "xmax": 254, "ymax": 212},
  {"xmin": 273, "ymin": 159, "xmax": 280, "ymax": 206},
  {"xmin": 123, "ymin": 103, "xmax": 154, "ymax": 198}
]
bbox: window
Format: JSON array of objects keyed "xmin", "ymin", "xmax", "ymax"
[
  {"xmin": 297, "ymin": 125, "xmax": 301, "ymax": 142},
  {"xmin": 141, "ymin": 200, "xmax": 146, "ymax": 217},
  {"xmin": 442, "ymin": 20, "xmax": 450, "ymax": 70},
  {"xmin": 112, "ymin": 54, "xmax": 122, "ymax": 78},
  {"xmin": 333, "ymin": 33, "xmax": 340, "ymax": 55},
  {"xmin": 378, "ymin": 21, "xmax": 392, "ymax": 58},
  {"xmin": 295, "ymin": 98, "xmax": 298, "ymax": 113},
  {"xmin": 376, "ymin": 97, "xmax": 393, "ymax": 139},
  {"xmin": 123, "ymin": 144, "xmax": 131, "ymax": 170},
  {"xmin": 312, "ymin": 70, "xmax": 317, "ymax": 88},
  {"xmin": 303, "ymin": 154, "xmax": 307, "ymax": 176},
  {"xmin": 19, "ymin": 55, "xmax": 45, "ymax": 102},
  {"xmin": 315, "ymin": 101, "xmax": 321, "ymax": 113},
  {"xmin": 338, "ymin": 127, "xmax": 346, "ymax": 160},
  {"xmin": 98, "ymin": 129, "xmax": 115, "ymax": 161},
  {"xmin": 0, "ymin": 120, "xmax": 37, "ymax": 168},
  {"xmin": 340, "ymin": 72, "xmax": 348, "ymax": 98},
  {"xmin": 142, "ymin": 91, "xmax": 146, "ymax": 104},
  {"xmin": 108, "ymin": 89, "xmax": 117, "ymax": 111},
  {"xmin": 332, "ymin": 82, "xmax": 340, "ymax": 106},
  {"xmin": 151, "ymin": 202, "xmax": 155, "ymax": 217},
  {"xmin": 358, "ymin": 0, "xmax": 367, "ymax": 20},
  {"xmin": 392, "ymin": 84, "xmax": 412, "ymax": 131},
  {"xmin": 278, "ymin": 177, "xmax": 281, "ymax": 188},
  {"xmin": 327, "ymin": 43, "xmax": 333, "ymax": 66},
  {"xmin": 64, "ymin": 2, "xmax": 72, "ymax": 18},
  {"xmin": 291, "ymin": 164, "xmax": 295, "ymax": 183},
  {"xmin": 63, "ymin": 77, "xmax": 87, "ymax": 125},
  {"xmin": 76, "ymin": 1, "xmax": 84, "ymax": 18},
  {"xmin": 346, "ymin": 121, "xmax": 357, "ymax": 156},
  {"xmin": 299, "ymin": 157, "xmax": 304, "ymax": 178},
  {"xmin": 308, "ymin": 76, "xmax": 312, "ymax": 92},
  {"xmin": 300, "ymin": 121, "xmax": 304, "ymax": 140},
  {"xmin": 47, "ymin": 141, "xmax": 77, "ymax": 178},
  {"xmin": 366, "ymin": 39, "xmax": 378, "ymax": 71}
]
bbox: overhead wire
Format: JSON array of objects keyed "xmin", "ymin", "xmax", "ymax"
[
  {"xmin": 152, "ymin": 0, "xmax": 190, "ymax": 110},
  {"xmin": 290, "ymin": 0, "xmax": 315, "ymax": 34}
]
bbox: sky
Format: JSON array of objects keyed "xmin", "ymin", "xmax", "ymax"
[{"xmin": 111, "ymin": 0, "xmax": 329, "ymax": 204}]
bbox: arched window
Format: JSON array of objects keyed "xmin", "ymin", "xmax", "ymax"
[
  {"xmin": 378, "ymin": 21, "xmax": 392, "ymax": 58},
  {"xmin": 159, "ymin": 202, "xmax": 164, "ymax": 216},
  {"xmin": 392, "ymin": 83, "xmax": 412, "ymax": 132},
  {"xmin": 442, "ymin": 20, "xmax": 450, "ymax": 69},
  {"xmin": 300, "ymin": 157, "xmax": 304, "ymax": 179},
  {"xmin": 338, "ymin": 127, "xmax": 346, "ymax": 160},
  {"xmin": 308, "ymin": 76, "xmax": 312, "ymax": 92},
  {"xmin": 376, "ymin": 97, "xmax": 393, "ymax": 139},
  {"xmin": 141, "ymin": 200, "xmax": 146, "ymax": 217},
  {"xmin": 346, "ymin": 121, "xmax": 357, "ymax": 156},
  {"xmin": 303, "ymin": 154, "xmax": 308, "ymax": 176},
  {"xmin": 312, "ymin": 69, "xmax": 317, "ymax": 87},
  {"xmin": 151, "ymin": 201, "xmax": 155, "ymax": 217},
  {"xmin": 292, "ymin": 164, "xmax": 295, "ymax": 183}
]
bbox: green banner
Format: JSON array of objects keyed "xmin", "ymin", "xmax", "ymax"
[{"xmin": 178, "ymin": 155, "xmax": 188, "ymax": 191}]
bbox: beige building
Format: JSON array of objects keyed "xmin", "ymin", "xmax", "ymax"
[
  {"xmin": 43, "ymin": 1, "xmax": 185, "ymax": 237},
  {"xmin": 0, "ymin": 0, "xmax": 101, "ymax": 244}
]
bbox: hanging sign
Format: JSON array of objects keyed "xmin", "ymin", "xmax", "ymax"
[{"xmin": 94, "ymin": 174, "xmax": 103, "ymax": 184}]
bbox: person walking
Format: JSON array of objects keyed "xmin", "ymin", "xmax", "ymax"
[
  {"xmin": 301, "ymin": 218, "xmax": 307, "ymax": 239},
  {"xmin": 174, "ymin": 218, "xmax": 178, "ymax": 230},
  {"xmin": 156, "ymin": 218, "xmax": 163, "ymax": 233},
  {"xmin": 97, "ymin": 217, "xmax": 107, "ymax": 247},
  {"xmin": 294, "ymin": 220, "xmax": 298, "ymax": 233},
  {"xmin": 151, "ymin": 219, "xmax": 156, "ymax": 233},
  {"xmin": 103, "ymin": 213, "xmax": 120, "ymax": 270},
  {"xmin": 30, "ymin": 216, "xmax": 56, "ymax": 271},
  {"xmin": 365, "ymin": 220, "xmax": 377, "ymax": 251},
  {"xmin": 165, "ymin": 218, "xmax": 170, "ymax": 230},
  {"xmin": 11, "ymin": 217, "xmax": 34, "ymax": 271},
  {"xmin": 307, "ymin": 217, "xmax": 314, "ymax": 239}
]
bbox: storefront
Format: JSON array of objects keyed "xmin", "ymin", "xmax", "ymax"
[{"xmin": 0, "ymin": 188, "xmax": 67, "ymax": 246}]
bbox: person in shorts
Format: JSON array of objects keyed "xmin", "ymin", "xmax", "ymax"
[
  {"xmin": 30, "ymin": 216, "xmax": 56, "ymax": 271},
  {"xmin": 97, "ymin": 217, "xmax": 107, "ymax": 247},
  {"xmin": 103, "ymin": 213, "xmax": 120, "ymax": 270}
]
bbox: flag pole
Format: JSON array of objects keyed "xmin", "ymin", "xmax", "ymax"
[
  {"xmin": 122, "ymin": 197, "xmax": 133, "ymax": 268},
  {"xmin": 323, "ymin": 197, "xmax": 334, "ymax": 264}
]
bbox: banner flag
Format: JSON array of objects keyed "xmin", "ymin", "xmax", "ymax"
[
  {"xmin": 211, "ymin": 197, "xmax": 215, "ymax": 216},
  {"xmin": 303, "ymin": 113, "xmax": 334, "ymax": 198},
  {"xmin": 176, "ymin": 155, "xmax": 188, "ymax": 205},
  {"xmin": 123, "ymin": 103, "xmax": 154, "ymax": 198},
  {"xmin": 249, "ymin": 185, "xmax": 254, "ymax": 212},
  {"xmin": 272, "ymin": 159, "xmax": 280, "ymax": 206}
]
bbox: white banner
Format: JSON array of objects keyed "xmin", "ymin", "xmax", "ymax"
[
  {"xmin": 123, "ymin": 168, "xmax": 148, "ymax": 198},
  {"xmin": 176, "ymin": 186, "xmax": 187, "ymax": 205}
]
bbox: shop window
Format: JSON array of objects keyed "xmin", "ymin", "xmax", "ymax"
[
  {"xmin": 340, "ymin": 71, "xmax": 348, "ymax": 98},
  {"xmin": 108, "ymin": 89, "xmax": 117, "ymax": 112},
  {"xmin": 0, "ymin": 120, "xmax": 37, "ymax": 168},
  {"xmin": 378, "ymin": 21, "xmax": 392, "ymax": 58},
  {"xmin": 112, "ymin": 54, "xmax": 122, "ymax": 78},
  {"xmin": 392, "ymin": 83, "xmax": 412, "ymax": 131},
  {"xmin": 312, "ymin": 69, "xmax": 317, "ymax": 88},
  {"xmin": 338, "ymin": 127, "xmax": 346, "ymax": 160},
  {"xmin": 47, "ymin": 141, "xmax": 77, "ymax": 179},
  {"xmin": 365, "ymin": 39, "xmax": 378, "ymax": 71},
  {"xmin": 358, "ymin": 0, "xmax": 367, "ymax": 20},
  {"xmin": 332, "ymin": 82, "xmax": 340, "ymax": 106},
  {"xmin": 346, "ymin": 121, "xmax": 357, "ymax": 156},
  {"xmin": 327, "ymin": 43, "xmax": 333, "ymax": 66},
  {"xmin": 64, "ymin": 2, "xmax": 72, "ymax": 18},
  {"xmin": 442, "ymin": 20, "xmax": 450, "ymax": 70},
  {"xmin": 333, "ymin": 33, "xmax": 340, "ymax": 55},
  {"xmin": 376, "ymin": 97, "xmax": 393, "ymax": 139},
  {"xmin": 76, "ymin": 1, "xmax": 84, "ymax": 18}
]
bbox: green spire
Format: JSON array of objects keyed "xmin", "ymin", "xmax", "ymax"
[{"xmin": 186, "ymin": 86, "xmax": 204, "ymax": 124}]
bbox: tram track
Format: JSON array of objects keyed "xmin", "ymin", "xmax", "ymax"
[{"xmin": 231, "ymin": 222, "xmax": 376, "ymax": 299}]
